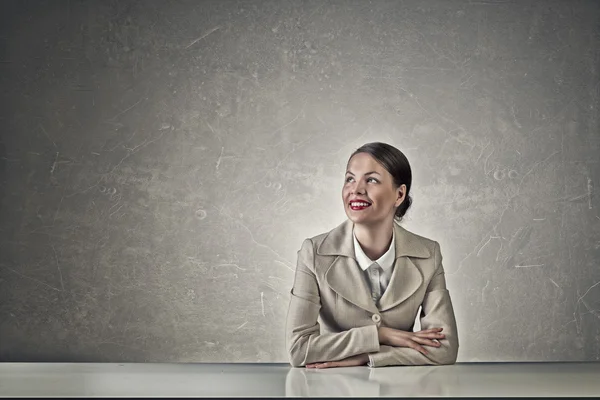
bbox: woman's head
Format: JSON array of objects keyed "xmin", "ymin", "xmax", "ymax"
[{"xmin": 342, "ymin": 142, "xmax": 413, "ymax": 225}]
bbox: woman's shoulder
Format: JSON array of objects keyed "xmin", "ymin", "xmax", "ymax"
[
  {"xmin": 394, "ymin": 223, "xmax": 441, "ymax": 261},
  {"xmin": 396, "ymin": 223, "xmax": 438, "ymax": 247},
  {"xmin": 301, "ymin": 230, "xmax": 335, "ymax": 253},
  {"xmin": 297, "ymin": 219, "xmax": 351, "ymax": 257},
  {"xmin": 306, "ymin": 219, "xmax": 350, "ymax": 243}
]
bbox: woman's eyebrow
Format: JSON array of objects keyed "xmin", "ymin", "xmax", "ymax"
[{"xmin": 345, "ymin": 171, "xmax": 381, "ymax": 176}]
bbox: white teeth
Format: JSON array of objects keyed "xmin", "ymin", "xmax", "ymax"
[{"xmin": 350, "ymin": 202, "xmax": 370, "ymax": 207}]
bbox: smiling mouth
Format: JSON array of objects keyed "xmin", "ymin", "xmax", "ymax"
[{"xmin": 349, "ymin": 201, "xmax": 371, "ymax": 210}]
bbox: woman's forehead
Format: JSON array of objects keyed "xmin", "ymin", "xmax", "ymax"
[{"xmin": 347, "ymin": 153, "xmax": 385, "ymax": 172}]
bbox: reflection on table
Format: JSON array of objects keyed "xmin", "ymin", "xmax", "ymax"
[
  {"xmin": 286, "ymin": 365, "xmax": 454, "ymax": 397},
  {"xmin": 285, "ymin": 363, "xmax": 600, "ymax": 397}
]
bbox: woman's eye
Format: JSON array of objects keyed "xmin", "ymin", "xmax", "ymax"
[{"xmin": 345, "ymin": 177, "xmax": 378, "ymax": 183}]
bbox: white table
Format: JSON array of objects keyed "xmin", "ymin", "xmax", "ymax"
[{"xmin": 1, "ymin": 362, "xmax": 599, "ymax": 397}]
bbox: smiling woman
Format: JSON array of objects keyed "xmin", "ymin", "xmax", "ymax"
[{"xmin": 285, "ymin": 142, "xmax": 459, "ymax": 368}]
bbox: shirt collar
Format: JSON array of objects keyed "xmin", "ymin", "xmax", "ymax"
[{"xmin": 353, "ymin": 228, "xmax": 396, "ymax": 272}]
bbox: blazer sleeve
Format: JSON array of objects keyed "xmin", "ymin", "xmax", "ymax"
[
  {"xmin": 368, "ymin": 241, "xmax": 459, "ymax": 367},
  {"xmin": 286, "ymin": 238, "xmax": 380, "ymax": 367}
]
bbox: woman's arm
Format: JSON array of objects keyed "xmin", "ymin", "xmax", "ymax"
[
  {"xmin": 368, "ymin": 241, "xmax": 459, "ymax": 367},
  {"xmin": 286, "ymin": 238, "xmax": 381, "ymax": 367}
]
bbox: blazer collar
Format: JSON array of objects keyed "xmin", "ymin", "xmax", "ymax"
[
  {"xmin": 316, "ymin": 219, "xmax": 430, "ymax": 259},
  {"xmin": 353, "ymin": 228, "xmax": 395, "ymax": 272},
  {"xmin": 320, "ymin": 219, "xmax": 430, "ymax": 313}
]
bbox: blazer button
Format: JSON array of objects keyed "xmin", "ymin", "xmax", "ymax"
[{"xmin": 372, "ymin": 314, "xmax": 381, "ymax": 323}]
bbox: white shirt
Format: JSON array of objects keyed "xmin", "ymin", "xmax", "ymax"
[
  {"xmin": 353, "ymin": 228, "xmax": 396, "ymax": 303},
  {"xmin": 353, "ymin": 228, "xmax": 396, "ymax": 368}
]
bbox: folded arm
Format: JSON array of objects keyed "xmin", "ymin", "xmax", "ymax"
[
  {"xmin": 286, "ymin": 239, "xmax": 380, "ymax": 367},
  {"xmin": 368, "ymin": 241, "xmax": 459, "ymax": 367}
]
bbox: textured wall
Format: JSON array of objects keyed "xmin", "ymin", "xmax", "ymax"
[{"xmin": 0, "ymin": 0, "xmax": 599, "ymax": 362}]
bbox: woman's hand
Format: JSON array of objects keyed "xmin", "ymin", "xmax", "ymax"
[
  {"xmin": 305, "ymin": 353, "xmax": 370, "ymax": 369},
  {"xmin": 302, "ymin": 328, "xmax": 445, "ymax": 368},
  {"xmin": 378, "ymin": 327, "xmax": 445, "ymax": 355}
]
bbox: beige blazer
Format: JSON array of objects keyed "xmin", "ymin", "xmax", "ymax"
[{"xmin": 285, "ymin": 219, "xmax": 459, "ymax": 367}]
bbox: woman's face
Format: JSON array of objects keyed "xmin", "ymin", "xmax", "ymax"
[{"xmin": 342, "ymin": 152, "xmax": 406, "ymax": 226}]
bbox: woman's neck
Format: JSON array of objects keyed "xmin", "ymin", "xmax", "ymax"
[{"xmin": 353, "ymin": 220, "xmax": 394, "ymax": 261}]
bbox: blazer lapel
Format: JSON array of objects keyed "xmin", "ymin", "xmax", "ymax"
[
  {"xmin": 318, "ymin": 219, "xmax": 378, "ymax": 314},
  {"xmin": 325, "ymin": 256, "xmax": 379, "ymax": 314},
  {"xmin": 377, "ymin": 257, "xmax": 423, "ymax": 311},
  {"xmin": 317, "ymin": 219, "xmax": 431, "ymax": 314},
  {"xmin": 378, "ymin": 223, "xmax": 430, "ymax": 312}
]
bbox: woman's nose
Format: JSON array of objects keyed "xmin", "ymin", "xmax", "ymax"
[{"xmin": 353, "ymin": 181, "xmax": 366, "ymax": 194}]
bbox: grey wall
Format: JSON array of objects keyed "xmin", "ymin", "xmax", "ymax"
[{"xmin": 0, "ymin": 0, "xmax": 599, "ymax": 363}]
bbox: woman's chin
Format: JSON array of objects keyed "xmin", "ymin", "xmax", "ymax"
[
  {"xmin": 346, "ymin": 212, "xmax": 387, "ymax": 226},
  {"xmin": 346, "ymin": 213, "xmax": 369, "ymax": 224}
]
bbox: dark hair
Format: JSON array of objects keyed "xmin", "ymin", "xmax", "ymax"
[{"xmin": 348, "ymin": 142, "xmax": 413, "ymax": 222}]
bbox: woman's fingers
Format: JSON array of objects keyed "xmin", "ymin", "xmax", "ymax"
[
  {"xmin": 417, "ymin": 327, "xmax": 443, "ymax": 334},
  {"xmin": 414, "ymin": 331, "xmax": 445, "ymax": 339},
  {"xmin": 315, "ymin": 361, "xmax": 344, "ymax": 369},
  {"xmin": 307, "ymin": 362, "xmax": 329, "ymax": 368},
  {"xmin": 414, "ymin": 328, "xmax": 445, "ymax": 339},
  {"xmin": 412, "ymin": 336, "xmax": 441, "ymax": 347},
  {"xmin": 382, "ymin": 328, "xmax": 445, "ymax": 354}
]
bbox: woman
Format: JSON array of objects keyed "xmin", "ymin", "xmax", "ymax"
[{"xmin": 285, "ymin": 142, "xmax": 458, "ymax": 368}]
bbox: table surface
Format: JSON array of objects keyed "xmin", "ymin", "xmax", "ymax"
[{"xmin": 1, "ymin": 362, "xmax": 599, "ymax": 397}]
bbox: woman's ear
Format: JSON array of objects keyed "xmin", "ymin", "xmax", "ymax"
[{"xmin": 396, "ymin": 184, "xmax": 407, "ymax": 206}]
